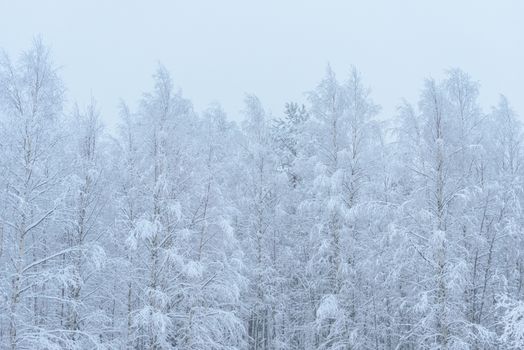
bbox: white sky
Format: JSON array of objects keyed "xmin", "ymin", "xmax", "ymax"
[{"xmin": 1, "ymin": 0, "xmax": 523, "ymax": 129}]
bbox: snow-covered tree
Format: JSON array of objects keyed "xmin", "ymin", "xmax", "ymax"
[
  {"xmin": 0, "ymin": 38, "xmax": 72, "ymax": 349},
  {"xmin": 301, "ymin": 65, "xmax": 380, "ymax": 349}
]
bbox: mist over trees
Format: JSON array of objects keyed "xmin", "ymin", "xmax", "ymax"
[{"xmin": 1, "ymin": 39, "xmax": 524, "ymax": 350}]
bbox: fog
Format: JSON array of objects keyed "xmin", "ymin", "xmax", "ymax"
[{"xmin": 2, "ymin": 0, "xmax": 522, "ymax": 128}]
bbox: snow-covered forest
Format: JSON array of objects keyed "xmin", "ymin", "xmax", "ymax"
[{"xmin": 1, "ymin": 39, "xmax": 524, "ymax": 350}]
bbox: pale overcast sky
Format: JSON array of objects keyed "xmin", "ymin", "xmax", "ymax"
[{"xmin": 1, "ymin": 0, "xmax": 522, "ymax": 129}]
